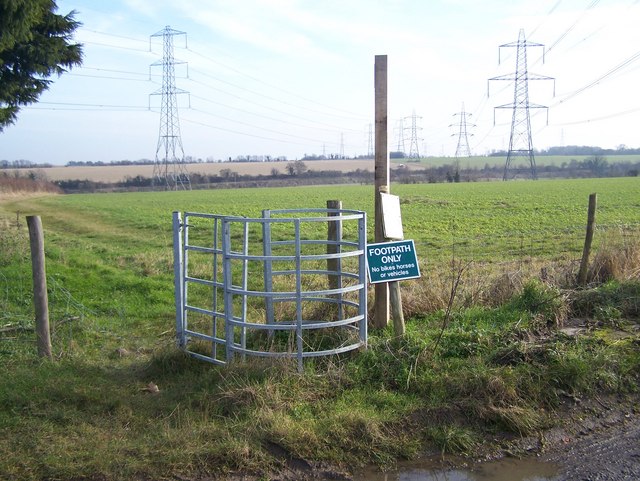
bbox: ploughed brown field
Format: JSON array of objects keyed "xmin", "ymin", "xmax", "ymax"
[{"xmin": 19, "ymin": 159, "xmax": 420, "ymax": 183}]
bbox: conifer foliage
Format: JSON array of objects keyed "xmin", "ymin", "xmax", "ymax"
[{"xmin": 0, "ymin": 0, "xmax": 82, "ymax": 130}]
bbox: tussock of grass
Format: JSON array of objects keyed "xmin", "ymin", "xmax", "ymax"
[
  {"xmin": 427, "ymin": 425, "xmax": 479, "ymax": 454},
  {"xmin": 570, "ymin": 281, "xmax": 640, "ymax": 321},
  {"xmin": 589, "ymin": 231, "xmax": 640, "ymax": 283}
]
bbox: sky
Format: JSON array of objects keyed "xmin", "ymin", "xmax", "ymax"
[{"xmin": 2, "ymin": 0, "xmax": 640, "ymax": 165}]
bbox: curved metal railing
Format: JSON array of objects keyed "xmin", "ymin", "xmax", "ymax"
[{"xmin": 173, "ymin": 207, "xmax": 367, "ymax": 371}]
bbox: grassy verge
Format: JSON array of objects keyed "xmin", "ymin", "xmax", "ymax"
[{"xmin": 1, "ymin": 276, "xmax": 639, "ymax": 480}]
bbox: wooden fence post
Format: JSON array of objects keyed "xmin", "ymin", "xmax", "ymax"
[
  {"xmin": 577, "ymin": 193, "xmax": 597, "ymax": 286},
  {"xmin": 373, "ymin": 54, "xmax": 389, "ymax": 329},
  {"xmin": 389, "ymin": 280, "xmax": 405, "ymax": 338},
  {"xmin": 27, "ymin": 216, "xmax": 52, "ymax": 359},
  {"xmin": 378, "ymin": 186, "xmax": 405, "ymax": 338},
  {"xmin": 327, "ymin": 200, "xmax": 342, "ymax": 291}
]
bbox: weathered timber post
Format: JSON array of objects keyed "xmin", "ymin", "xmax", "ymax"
[
  {"xmin": 26, "ymin": 216, "xmax": 52, "ymax": 359},
  {"xmin": 327, "ymin": 200, "xmax": 344, "ymax": 321},
  {"xmin": 327, "ymin": 200, "xmax": 342, "ymax": 291},
  {"xmin": 577, "ymin": 193, "xmax": 597, "ymax": 286},
  {"xmin": 379, "ymin": 186, "xmax": 405, "ymax": 338},
  {"xmin": 390, "ymin": 283, "xmax": 405, "ymax": 338},
  {"xmin": 373, "ymin": 54, "xmax": 389, "ymax": 329}
]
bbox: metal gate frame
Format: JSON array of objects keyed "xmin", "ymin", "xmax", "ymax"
[{"xmin": 173, "ymin": 208, "xmax": 367, "ymax": 371}]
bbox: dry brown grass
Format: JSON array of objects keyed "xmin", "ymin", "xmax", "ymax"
[
  {"xmin": 0, "ymin": 176, "xmax": 61, "ymax": 197},
  {"xmin": 588, "ymin": 233, "xmax": 640, "ymax": 283},
  {"xmin": 396, "ymin": 232, "xmax": 639, "ymax": 320}
]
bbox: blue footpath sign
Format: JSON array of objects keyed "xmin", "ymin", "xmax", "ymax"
[{"xmin": 366, "ymin": 239, "xmax": 421, "ymax": 284}]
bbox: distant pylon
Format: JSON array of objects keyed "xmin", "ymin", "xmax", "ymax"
[
  {"xmin": 451, "ymin": 103, "xmax": 474, "ymax": 159},
  {"xmin": 150, "ymin": 26, "xmax": 191, "ymax": 190},
  {"xmin": 395, "ymin": 118, "xmax": 406, "ymax": 155},
  {"xmin": 339, "ymin": 133, "xmax": 345, "ymax": 159},
  {"xmin": 405, "ymin": 110, "xmax": 422, "ymax": 159},
  {"xmin": 367, "ymin": 123, "xmax": 373, "ymax": 157},
  {"xmin": 489, "ymin": 29, "xmax": 554, "ymax": 180}
]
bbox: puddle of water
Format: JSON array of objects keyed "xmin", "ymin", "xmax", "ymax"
[{"xmin": 352, "ymin": 456, "xmax": 559, "ymax": 481}]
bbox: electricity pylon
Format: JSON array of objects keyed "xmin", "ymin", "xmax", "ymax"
[
  {"xmin": 451, "ymin": 102, "xmax": 474, "ymax": 159},
  {"xmin": 489, "ymin": 29, "xmax": 554, "ymax": 180},
  {"xmin": 449, "ymin": 103, "xmax": 475, "ymax": 179},
  {"xmin": 150, "ymin": 26, "xmax": 191, "ymax": 190},
  {"xmin": 405, "ymin": 110, "xmax": 422, "ymax": 159},
  {"xmin": 395, "ymin": 118, "xmax": 406, "ymax": 155}
]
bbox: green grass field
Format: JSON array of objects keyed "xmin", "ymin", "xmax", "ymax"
[
  {"xmin": 1, "ymin": 177, "xmax": 638, "ymax": 352},
  {"xmin": 1, "ymin": 177, "xmax": 639, "ymax": 480}
]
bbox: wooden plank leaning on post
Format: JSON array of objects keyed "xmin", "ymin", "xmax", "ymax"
[
  {"xmin": 373, "ymin": 54, "xmax": 389, "ymax": 329},
  {"xmin": 27, "ymin": 215, "xmax": 52, "ymax": 359},
  {"xmin": 379, "ymin": 186, "xmax": 405, "ymax": 338},
  {"xmin": 577, "ymin": 193, "xmax": 597, "ymax": 286}
]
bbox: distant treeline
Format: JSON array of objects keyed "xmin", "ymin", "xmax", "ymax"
[
  {"xmin": 55, "ymin": 167, "xmax": 374, "ymax": 193},
  {"xmin": 49, "ymin": 156, "xmax": 640, "ymax": 193},
  {"xmin": 3, "ymin": 144, "xmax": 640, "ymax": 169},
  {"xmin": 4, "ymin": 154, "xmax": 639, "ymax": 194},
  {"xmin": 489, "ymin": 145, "xmax": 640, "ymax": 157}
]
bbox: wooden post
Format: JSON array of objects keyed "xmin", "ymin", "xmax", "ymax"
[
  {"xmin": 577, "ymin": 193, "xmax": 597, "ymax": 286},
  {"xmin": 390, "ymin": 281, "xmax": 405, "ymax": 338},
  {"xmin": 326, "ymin": 200, "xmax": 342, "ymax": 291},
  {"xmin": 327, "ymin": 200, "xmax": 344, "ymax": 321},
  {"xmin": 26, "ymin": 216, "xmax": 52, "ymax": 359},
  {"xmin": 373, "ymin": 54, "xmax": 389, "ymax": 329},
  {"xmin": 378, "ymin": 186, "xmax": 405, "ymax": 337}
]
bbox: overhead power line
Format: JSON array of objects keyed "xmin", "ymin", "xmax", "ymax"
[
  {"xmin": 553, "ymin": 106, "xmax": 640, "ymax": 126},
  {"xmin": 79, "ymin": 27, "xmax": 368, "ymax": 123},
  {"xmin": 35, "ymin": 101, "xmax": 149, "ymax": 109},
  {"xmin": 185, "ymin": 47, "xmax": 368, "ymax": 121},
  {"xmin": 553, "ymin": 48, "xmax": 640, "ymax": 106}
]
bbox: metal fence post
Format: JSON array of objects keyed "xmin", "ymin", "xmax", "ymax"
[
  {"xmin": 223, "ymin": 218, "xmax": 235, "ymax": 363},
  {"xmin": 172, "ymin": 212, "xmax": 185, "ymax": 348},
  {"xmin": 262, "ymin": 210, "xmax": 274, "ymax": 329},
  {"xmin": 295, "ymin": 218, "xmax": 303, "ymax": 372},
  {"xmin": 358, "ymin": 213, "xmax": 368, "ymax": 347}
]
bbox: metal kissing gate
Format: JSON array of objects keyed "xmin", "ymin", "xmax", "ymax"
[{"xmin": 172, "ymin": 208, "xmax": 368, "ymax": 371}]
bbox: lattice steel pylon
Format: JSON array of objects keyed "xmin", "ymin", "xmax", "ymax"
[
  {"xmin": 489, "ymin": 29, "xmax": 554, "ymax": 180},
  {"xmin": 450, "ymin": 103, "xmax": 475, "ymax": 177},
  {"xmin": 395, "ymin": 118, "xmax": 406, "ymax": 155},
  {"xmin": 405, "ymin": 110, "xmax": 422, "ymax": 159},
  {"xmin": 150, "ymin": 26, "xmax": 191, "ymax": 190},
  {"xmin": 451, "ymin": 102, "xmax": 474, "ymax": 159}
]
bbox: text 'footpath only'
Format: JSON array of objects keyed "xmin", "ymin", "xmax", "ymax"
[{"xmin": 366, "ymin": 239, "xmax": 421, "ymax": 284}]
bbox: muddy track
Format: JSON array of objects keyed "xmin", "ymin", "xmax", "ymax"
[{"xmin": 541, "ymin": 399, "xmax": 640, "ymax": 480}]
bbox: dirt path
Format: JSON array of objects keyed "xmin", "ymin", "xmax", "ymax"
[
  {"xmin": 348, "ymin": 396, "xmax": 640, "ymax": 481},
  {"xmin": 541, "ymin": 399, "xmax": 640, "ymax": 480}
]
